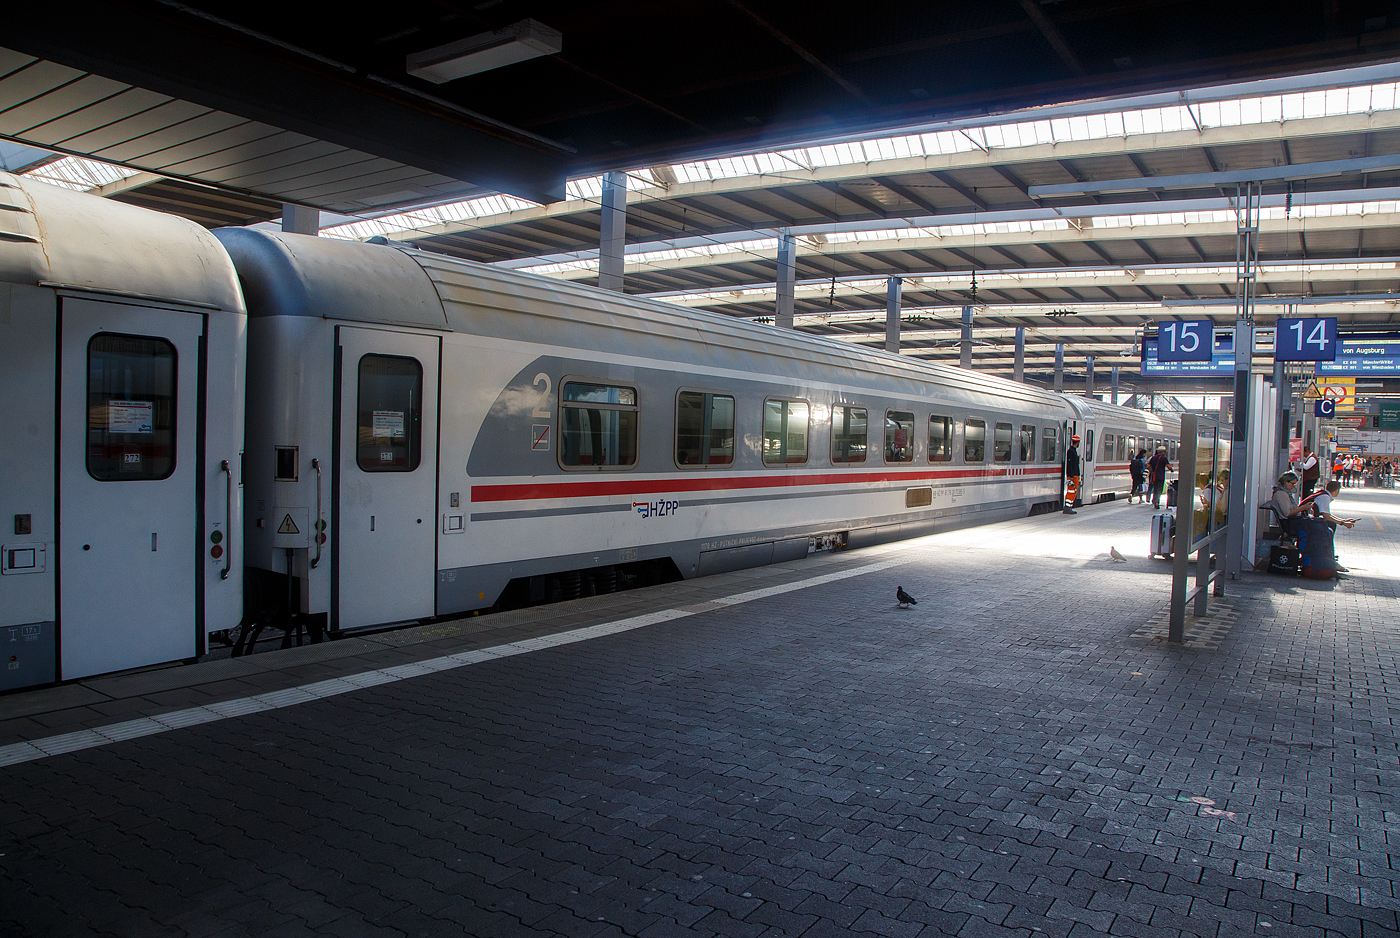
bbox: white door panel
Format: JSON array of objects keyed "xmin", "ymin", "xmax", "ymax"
[
  {"xmin": 59, "ymin": 299, "xmax": 203, "ymax": 678},
  {"xmin": 337, "ymin": 327, "xmax": 439, "ymax": 630}
]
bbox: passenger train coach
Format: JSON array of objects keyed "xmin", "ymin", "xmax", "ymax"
[{"xmin": 0, "ymin": 174, "xmax": 1179, "ymax": 690}]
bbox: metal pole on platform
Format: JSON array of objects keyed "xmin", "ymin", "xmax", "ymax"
[
  {"xmin": 1274, "ymin": 359, "xmax": 1290, "ymax": 482},
  {"xmin": 775, "ymin": 229, "xmax": 795, "ymax": 329},
  {"xmin": 598, "ymin": 172, "xmax": 626, "ymax": 292},
  {"xmin": 885, "ymin": 277, "xmax": 901, "ymax": 353},
  {"xmin": 959, "ymin": 306, "xmax": 973, "ymax": 368},
  {"xmin": 1224, "ymin": 182, "xmax": 1259, "ymax": 580},
  {"xmin": 1014, "ymin": 327, "xmax": 1025, "ymax": 383},
  {"xmin": 1169, "ymin": 414, "xmax": 1199, "ymax": 642},
  {"xmin": 1054, "ymin": 343, "xmax": 1064, "ymax": 392},
  {"xmin": 1085, "ymin": 355, "xmax": 1095, "ymax": 398},
  {"xmin": 1111, "ymin": 366, "xmax": 1119, "ymax": 405}
]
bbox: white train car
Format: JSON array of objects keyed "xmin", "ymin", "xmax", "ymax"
[
  {"xmin": 215, "ymin": 230, "xmax": 1076, "ymax": 633},
  {"xmin": 1064, "ymin": 397, "xmax": 1182, "ymax": 504},
  {"xmin": 0, "ymin": 174, "xmax": 246, "ymax": 691}
]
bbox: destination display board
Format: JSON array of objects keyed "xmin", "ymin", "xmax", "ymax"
[
  {"xmin": 1317, "ymin": 335, "xmax": 1400, "ymax": 376},
  {"xmin": 1141, "ymin": 329, "xmax": 1235, "ymax": 376}
]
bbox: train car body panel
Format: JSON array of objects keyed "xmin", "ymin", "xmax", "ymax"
[{"xmin": 0, "ymin": 175, "xmax": 245, "ymax": 689}]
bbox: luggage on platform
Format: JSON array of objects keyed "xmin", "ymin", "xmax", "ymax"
[
  {"xmin": 1297, "ymin": 519, "xmax": 1337, "ymax": 578},
  {"xmin": 1166, "ymin": 479, "xmax": 1178, "ymax": 508},
  {"xmin": 1150, "ymin": 511, "xmax": 1175, "ymax": 558},
  {"xmin": 1269, "ymin": 545, "xmax": 1302, "ymax": 576}
]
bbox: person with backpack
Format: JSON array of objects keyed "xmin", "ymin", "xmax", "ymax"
[
  {"xmin": 1128, "ymin": 448, "xmax": 1147, "ymax": 503},
  {"xmin": 1148, "ymin": 446, "xmax": 1171, "ymax": 510}
]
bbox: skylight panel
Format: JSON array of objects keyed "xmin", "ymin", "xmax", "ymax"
[{"xmin": 23, "ymin": 156, "xmax": 142, "ymax": 191}]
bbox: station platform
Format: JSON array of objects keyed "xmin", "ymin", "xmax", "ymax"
[{"xmin": 3, "ymin": 489, "xmax": 1399, "ymax": 938}]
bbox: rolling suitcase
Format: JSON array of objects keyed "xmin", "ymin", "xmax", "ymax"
[{"xmin": 1150, "ymin": 512, "xmax": 1175, "ymax": 558}]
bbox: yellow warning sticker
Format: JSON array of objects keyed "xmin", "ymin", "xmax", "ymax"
[
  {"xmin": 277, "ymin": 514, "xmax": 300, "ymax": 535},
  {"xmin": 1301, "ymin": 379, "xmax": 1322, "ymax": 400}
]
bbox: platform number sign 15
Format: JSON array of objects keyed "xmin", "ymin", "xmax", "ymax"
[
  {"xmin": 1274, "ymin": 317, "xmax": 1338, "ymax": 362},
  {"xmin": 1155, "ymin": 319, "xmax": 1214, "ymax": 362}
]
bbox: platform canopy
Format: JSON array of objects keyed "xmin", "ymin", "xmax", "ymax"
[{"xmin": 4, "ymin": 0, "xmax": 1400, "ymax": 218}]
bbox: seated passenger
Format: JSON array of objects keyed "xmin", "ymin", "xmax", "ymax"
[{"xmin": 1270, "ymin": 471, "xmax": 1311, "ymax": 539}]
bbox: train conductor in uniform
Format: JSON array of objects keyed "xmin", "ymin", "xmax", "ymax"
[{"xmin": 1063, "ymin": 434, "xmax": 1081, "ymax": 514}]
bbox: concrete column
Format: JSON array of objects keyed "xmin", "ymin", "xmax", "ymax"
[
  {"xmin": 1054, "ymin": 343, "xmax": 1064, "ymax": 392},
  {"xmin": 1013, "ymin": 327, "xmax": 1025, "ymax": 383},
  {"xmin": 1111, "ymin": 366, "xmax": 1120, "ymax": 405},
  {"xmin": 598, "ymin": 171, "xmax": 627, "ymax": 292},
  {"xmin": 885, "ymin": 277, "xmax": 901, "ymax": 353},
  {"xmin": 282, "ymin": 203, "xmax": 319, "ymax": 235},
  {"xmin": 775, "ymin": 229, "xmax": 795, "ymax": 329},
  {"xmin": 1085, "ymin": 355, "xmax": 1095, "ymax": 398},
  {"xmin": 959, "ymin": 305, "xmax": 973, "ymax": 369},
  {"xmin": 1274, "ymin": 360, "xmax": 1290, "ymax": 482}
]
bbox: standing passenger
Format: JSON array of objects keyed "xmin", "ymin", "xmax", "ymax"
[
  {"xmin": 1063, "ymin": 435, "xmax": 1081, "ymax": 515},
  {"xmin": 1148, "ymin": 445, "xmax": 1171, "ymax": 510},
  {"xmin": 1129, "ymin": 448, "xmax": 1147, "ymax": 504},
  {"xmin": 1300, "ymin": 447, "xmax": 1320, "ymax": 495}
]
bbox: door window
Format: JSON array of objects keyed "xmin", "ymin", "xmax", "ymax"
[
  {"xmin": 86, "ymin": 333, "xmax": 177, "ymax": 481},
  {"xmin": 1020, "ymin": 425, "xmax": 1035, "ymax": 463},
  {"xmin": 929, "ymin": 415, "xmax": 952, "ymax": 462},
  {"xmin": 357, "ymin": 354, "xmax": 423, "ymax": 472}
]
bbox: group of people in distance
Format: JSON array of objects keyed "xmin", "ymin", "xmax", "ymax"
[{"xmin": 1330, "ymin": 452, "xmax": 1396, "ymax": 488}]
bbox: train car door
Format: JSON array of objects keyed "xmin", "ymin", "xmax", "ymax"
[
  {"xmin": 335, "ymin": 327, "xmax": 440, "ymax": 630},
  {"xmin": 58, "ymin": 298, "xmax": 204, "ymax": 679}
]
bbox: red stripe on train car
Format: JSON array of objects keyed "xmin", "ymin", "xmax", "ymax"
[{"xmin": 472, "ymin": 466, "xmax": 1063, "ymax": 503}]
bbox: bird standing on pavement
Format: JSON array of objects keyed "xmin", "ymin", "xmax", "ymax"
[
  {"xmin": 896, "ymin": 586, "xmax": 918, "ymax": 608},
  {"xmin": 1109, "ymin": 546, "xmax": 1127, "ymax": 563}
]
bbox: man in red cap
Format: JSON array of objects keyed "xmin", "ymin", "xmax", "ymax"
[{"xmin": 1063, "ymin": 435, "xmax": 1081, "ymax": 514}]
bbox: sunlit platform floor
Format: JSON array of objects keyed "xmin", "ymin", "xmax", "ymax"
[{"xmin": 3, "ymin": 487, "xmax": 1400, "ymax": 938}]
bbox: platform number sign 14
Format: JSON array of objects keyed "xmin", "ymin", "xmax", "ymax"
[
  {"xmin": 1155, "ymin": 319, "xmax": 1214, "ymax": 362},
  {"xmin": 1274, "ymin": 317, "xmax": 1338, "ymax": 362}
]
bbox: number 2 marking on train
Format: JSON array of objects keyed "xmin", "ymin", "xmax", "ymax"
[{"xmin": 531, "ymin": 373, "xmax": 552, "ymax": 418}]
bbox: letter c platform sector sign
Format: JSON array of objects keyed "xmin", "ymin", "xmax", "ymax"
[{"xmin": 1315, "ymin": 399, "xmax": 1335, "ymax": 418}]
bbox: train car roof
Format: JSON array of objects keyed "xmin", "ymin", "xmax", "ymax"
[
  {"xmin": 1065, "ymin": 395, "xmax": 1182, "ymax": 430},
  {"xmin": 215, "ymin": 228, "xmax": 1069, "ymax": 416},
  {"xmin": 0, "ymin": 175, "xmax": 243, "ymax": 313}
]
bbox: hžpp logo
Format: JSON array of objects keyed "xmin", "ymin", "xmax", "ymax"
[{"xmin": 633, "ymin": 500, "xmax": 679, "ymax": 519}]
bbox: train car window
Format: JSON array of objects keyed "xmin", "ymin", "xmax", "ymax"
[
  {"xmin": 763, "ymin": 399, "xmax": 809, "ymax": 465},
  {"xmin": 1117, "ymin": 435, "xmax": 1126, "ymax": 461},
  {"xmin": 831, "ymin": 406, "xmax": 868, "ymax": 464},
  {"xmin": 357, "ymin": 355, "xmax": 423, "ymax": 472},
  {"xmin": 675, "ymin": 391, "xmax": 734, "ymax": 467},
  {"xmin": 560, "ymin": 381, "xmax": 637, "ymax": 469},
  {"xmin": 1086, "ymin": 429, "xmax": 1094, "ymax": 461},
  {"xmin": 86, "ymin": 333, "xmax": 177, "ymax": 481},
  {"xmin": 1019, "ymin": 425, "xmax": 1035, "ymax": 463},
  {"xmin": 1102, "ymin": 433, "xmax": 1114, "ymax": 462},
  {"xmin": 929, "ymin": 415, "xmax": 952, "ymax": 462},
  {"xmin": 993, "ymin": 422, "xmax": 1012, "ymax": 462},
  {"xmin": 885, "ymin": 411, "xmax": 914, "ymax": 463},
  {"xmin": 964, "ymin": 418, "xmax": 986, "ymax": 463},
  {"xmin": 1042, "ymin": 427, "xmax": 1057, "ymax": 462}
]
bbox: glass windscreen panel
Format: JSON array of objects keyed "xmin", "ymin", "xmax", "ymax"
[
  {"xmin": 1192, "ymin": 426, "xmax": 1221, "ymax": 542},
  {"xmin": 993, "ymin": 422, "xmax": 1012, "ymax": 462},
  {"xmin": 763, "ymin": 399, "xmax": 809, "ymax": 465},
  {"xmin": 87, "ymin": 333, "xmax": 177, "ymax": 481},
  {"xmin": 357, "ymin": 354, "xmax": 423, "ymax": 472},
  {"xmin": 929, "ymin": 415, "xmax": 952, "ymax": 462},
  {"xmin": 831, "ymin": 406, "xmax": 868, "ymax": 464},
  {"xmin": 676, "ymin": 391, "xmax": 734, "ymax": 466},
  {"xmin": 964, "ymin": 418, "xmax": 986, "ymax": 463},
  {"xmin": 1019, "ymin": 425, "xmax": 1035, "ymax": 463},
  {"xmin": 885, "ymin": 411, "xmax": 914, "ymax": 463},
  {"xmin": 562, "ymin": 381, "xmax": 638, "ymax": 468},
  {"xmin": 1041, "ymin": 427, "xmax": 1057, "ymax": 463}
]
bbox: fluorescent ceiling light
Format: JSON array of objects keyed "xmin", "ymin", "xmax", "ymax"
[{"xmin": 406, "ymin": 20, "xmax": 562, "ymax": 83}]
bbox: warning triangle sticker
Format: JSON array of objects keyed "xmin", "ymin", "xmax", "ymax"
[
  {"xmin": 277, "ymin": 514, "xmax": 300, "ymax": 535},
  {"xmin": 1301, "ymin": 379, "xmax": 1322, "ymax": 400}
]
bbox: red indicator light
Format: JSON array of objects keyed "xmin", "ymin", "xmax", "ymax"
[{"xmin": 210, "ymin": 545, "xmax": 224, "ymax": 559}]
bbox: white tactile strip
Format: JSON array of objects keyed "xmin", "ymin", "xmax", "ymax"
[{"xmin": 0, "ymin": 557, "xmax": 911, "ymax": 769}]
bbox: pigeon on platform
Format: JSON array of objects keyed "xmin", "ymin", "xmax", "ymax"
[
  {"xmin": 896, "ymin": 586, "xmax": 918, "ymax": 608},
  {"xmin": 1109, "ymin": 546, "xmax": 1128, "ymax": 563}
]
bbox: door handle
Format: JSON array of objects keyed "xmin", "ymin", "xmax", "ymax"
[
  {"xmin": 310, "ymin": 457, "xmax": 322, "ymax": 569},
  {"xmin": 220, "ymin": 460, "xmax": 233, "ymax": 580}
]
